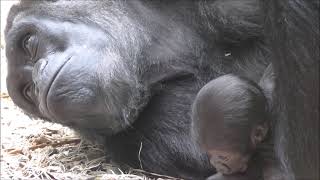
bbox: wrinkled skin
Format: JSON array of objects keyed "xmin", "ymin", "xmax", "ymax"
[{"xmin": 5, "ymin": 0, "xmax": 319, "ymax": 179}]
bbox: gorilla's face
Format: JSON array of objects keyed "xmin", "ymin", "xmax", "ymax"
[
  {"xmin": 5, "ymin": 1, "xmax": 217, "ymax": 136},
  {"xmin": 5, "ymin": 13, "xmax": 149, "ymax": 135}
]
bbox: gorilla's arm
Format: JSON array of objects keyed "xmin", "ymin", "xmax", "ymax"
[{"xmin": 264, "ymin": 0, "xmax": 319, "ymax": 179}]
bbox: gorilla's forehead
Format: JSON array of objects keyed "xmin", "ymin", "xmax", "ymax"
[
  {"xmin": 6, "ymin": 1, "xmax": 149, "ymax": 58},
  {"xmin": 6, "ymin": 0, "xmax": 239, "ymax": 85},
  {"xmin": 6, "ymin": 1, "xmax": 116, "ymax": 33}
]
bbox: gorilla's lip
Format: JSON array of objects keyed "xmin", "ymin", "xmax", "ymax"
[
  {"xmin": 43, "ymin": 56, "xmax": 72, "ymax": 120},
  {"xmin": 215, "ymin": 162, "xmax": 232, "ymax": 174}
]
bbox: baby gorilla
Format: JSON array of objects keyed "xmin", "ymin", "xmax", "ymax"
[{"xmin": 192, "ymin": 74, "xmax": 272, "ymax": 179}]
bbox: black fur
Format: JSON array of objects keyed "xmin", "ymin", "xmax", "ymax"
[
  {"xmin": 264, "ymin": 0, "xmax": 319, "ymax": 179},
  {"xmin": 4, "ymin": 0, "xmax": 319, "ymax": 179}
]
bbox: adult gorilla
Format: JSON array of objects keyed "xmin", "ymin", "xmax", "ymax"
[
  {"xmin": 4, "ymin": 0, "xmax": 319, "ymax": 179},
  {"xmin": 264, "ymin": 1, "xmax": 319, "ymax": 179}
]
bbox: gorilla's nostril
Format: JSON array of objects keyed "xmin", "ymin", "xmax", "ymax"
[
  {"xmin": 39, "ymin": 60, "xmax": 48, "ymax": 73},
  {"xmin": 34, "ymin": 86, "xmax": 39, "ymax": 95},
  {"xmin": 23, "ymin": 83, "xmax": 34, "ymax": 103},
  {"xmin": 32, "ymin": 59, "xmax": 48, "ymax": 83}
]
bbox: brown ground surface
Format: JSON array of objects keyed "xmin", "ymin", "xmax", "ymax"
[{"xmin": 1, "ymin": 1, "xmax": 176, "ymax": 180}]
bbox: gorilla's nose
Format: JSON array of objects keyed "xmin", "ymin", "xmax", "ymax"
[{"xmin": 32, "ymin": 59, "xmax": 48, "ymax": 88}]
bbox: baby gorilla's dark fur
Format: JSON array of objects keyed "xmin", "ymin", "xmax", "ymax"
[{"xmin": 192, "ymin": 69, "xmax": 283, "ymax": 180}]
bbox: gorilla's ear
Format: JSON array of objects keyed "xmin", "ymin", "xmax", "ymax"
[{"xmin": 251, "ymin": 122, "xmax": 268, "ymax": 146}]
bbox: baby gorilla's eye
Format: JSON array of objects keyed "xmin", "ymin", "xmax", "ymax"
[{"xmin": 22, "ymin": 34, "xmax": 38, "ymax": 61}]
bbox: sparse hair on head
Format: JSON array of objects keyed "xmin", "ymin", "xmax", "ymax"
[{"xmin": 192, "ymin": 74, "xmax": 269, "ymax": 134}]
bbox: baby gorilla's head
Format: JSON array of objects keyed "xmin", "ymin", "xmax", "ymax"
[{"xmin": 192, "ymin": 74, "xmax": 269, "ymax": 175}]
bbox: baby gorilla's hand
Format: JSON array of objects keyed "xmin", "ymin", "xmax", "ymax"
[{"xmin": 206, "ymin": 172, "xmax": 261, "ymax": 180}]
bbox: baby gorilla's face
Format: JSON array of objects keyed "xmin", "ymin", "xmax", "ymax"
[
  {"xmin": 207, "ymin": 149, "xmax": 250, "ymax": 175},
  {"xmin": 192, "ymin": 74, "xmax": 270, "ymax": 174}
]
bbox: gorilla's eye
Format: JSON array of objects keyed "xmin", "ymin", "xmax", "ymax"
[{"xmin": 22, "ymin": 34, "xmax": 38, "ymax": 60}]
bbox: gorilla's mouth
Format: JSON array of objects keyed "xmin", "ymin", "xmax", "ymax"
[{"xmin": 42, "ymin": 56, "xmax": 73, "ymax": 119}]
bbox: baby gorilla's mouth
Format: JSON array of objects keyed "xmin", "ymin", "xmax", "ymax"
[
  {"xmin": 215, "ymin": 162, "xmax": 248, "ymax": 175},
  {"xmin": 215, "ymin": 162, "xmax": 232, "ymax": 174}
]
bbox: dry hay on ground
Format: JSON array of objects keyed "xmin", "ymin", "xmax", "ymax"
[{"xmin": 1, "ymin": 93, "xmax": 177, "ymax": 180}]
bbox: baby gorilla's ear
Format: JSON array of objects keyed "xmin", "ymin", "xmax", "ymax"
[{"xmin": 251, "ymin": 122, "xmax": 269, "ymax": 146}]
